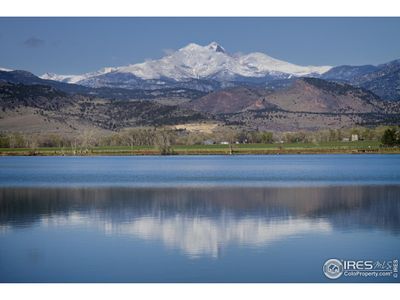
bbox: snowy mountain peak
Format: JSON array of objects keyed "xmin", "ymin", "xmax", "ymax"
[
  {"xmin": 179, "ymin": 42, "xmax": 226, "ymax": 54},
  {"xmin": 207, "ymin": 42, "xmax": 226, "ymax": 53}
]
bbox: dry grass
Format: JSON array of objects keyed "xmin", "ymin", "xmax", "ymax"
[
  {"xmin": 0, "ymin": 107, "xmax": 113, "ymax": 138},
  {"xmin": 171, "ymin": 122, "xmax": 220, "ymax": 133}
]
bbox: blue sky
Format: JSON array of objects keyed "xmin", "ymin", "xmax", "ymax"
[{"xmin": 0, "ymin": 17, "xmax": 399, "ymax": 75}]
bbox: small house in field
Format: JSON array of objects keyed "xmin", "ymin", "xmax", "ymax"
[
  {"xmin": 342, "ymin": 137, "xmax": 350, "ymax": 142},
  {"xmin": 220, "ymin": 141, "xmax": 229, "ymax": 145},
  {"xmin": 351, "ymin": 134, "xmax": 359, "ymax": 141}
]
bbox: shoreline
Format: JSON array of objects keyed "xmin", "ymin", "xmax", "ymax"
[{"xmin": 1, "ymin": 147, "xmax": 400, "ymax": 156}]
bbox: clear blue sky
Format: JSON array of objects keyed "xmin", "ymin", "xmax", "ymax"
[{"xmin": 0, "ymin": 17, "xmax": 399, "ymax": 75}]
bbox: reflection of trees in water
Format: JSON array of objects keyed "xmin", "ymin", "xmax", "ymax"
[{"xmin": 0, "ymin": 186, "xmax": 399, "ymax": 233}]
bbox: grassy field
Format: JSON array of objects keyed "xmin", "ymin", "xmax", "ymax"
[{"xmin": 1, "ymin": 140, "xmax": 399, "ymax": 156}]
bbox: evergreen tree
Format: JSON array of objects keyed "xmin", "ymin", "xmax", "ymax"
[{"xmin": 381, "ymin": 128, "xmax": 397, "ymax": 146}]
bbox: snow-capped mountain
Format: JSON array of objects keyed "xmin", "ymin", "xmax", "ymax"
[
  {"xmin": 40, "ymin": 42, "xmax": 332, "ymax": 90},
  {"xmin": 0, "ymin": 67, "xmax": 13, "ymax": 72}
]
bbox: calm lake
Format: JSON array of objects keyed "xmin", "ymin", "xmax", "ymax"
[{"xmin": 0, "ymin": 155, "xmax": 399, "ymax": 282}]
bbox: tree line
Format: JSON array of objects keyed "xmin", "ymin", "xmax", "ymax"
[{"xmin": 0, "ymin": 125, "xmax": 399, "ymax": 152}]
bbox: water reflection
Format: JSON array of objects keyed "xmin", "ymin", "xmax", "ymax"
[
  {"xmin": 112, "ymin": 217, "xmax": 331, "ymax": 258},
  {"xmin": 1, "ymin": 186, "xmax": 399, "ymax": 258}
]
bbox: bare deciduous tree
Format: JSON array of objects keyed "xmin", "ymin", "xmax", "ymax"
[
  {"xmin": 154, "ymin": 129, "xmax": 173, "ymax": 155},
  {"xmin": 80, "ymin": 129, "xmax": 96, "ymax": 154}
]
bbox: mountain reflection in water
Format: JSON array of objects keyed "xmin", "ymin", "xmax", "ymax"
[{"xmin": 1, "ymin": 186, "xmax": 399, "ymax": 259}]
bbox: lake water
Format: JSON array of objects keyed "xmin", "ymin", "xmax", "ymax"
[{"xmin": 0, "ymin": 155, "xmax": 399, "ymax": 282}]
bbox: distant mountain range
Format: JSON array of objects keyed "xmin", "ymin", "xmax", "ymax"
[
  {"xmin": 321, "ymin": 59, "xmax": 400, "ymax": 100},
  {"xmin": 1, "ymin": 42, "xmax": 394, "ymax": 100},
  {"xmin": 2, "ymin": 42, "xmax": 400, "ymax": 100},
  {"xmin": 1, "ymin": 42, "xmax": 400, "ymax": 133},
  {"xmin": 0, "ymin": 69, "xmax": 205, "ymax": 101}
]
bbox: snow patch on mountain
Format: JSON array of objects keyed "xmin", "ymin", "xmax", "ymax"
[
  {"xmin": 41, "ymin": 73, "xmax": 81, "ymax": 83},
  {"xmin": 41, "ymin": 66, "xmax": 118, "ymax": 84},
  {"xmin": 238, "ymin": 52, "xmax": 331, "ymax": 76}
]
